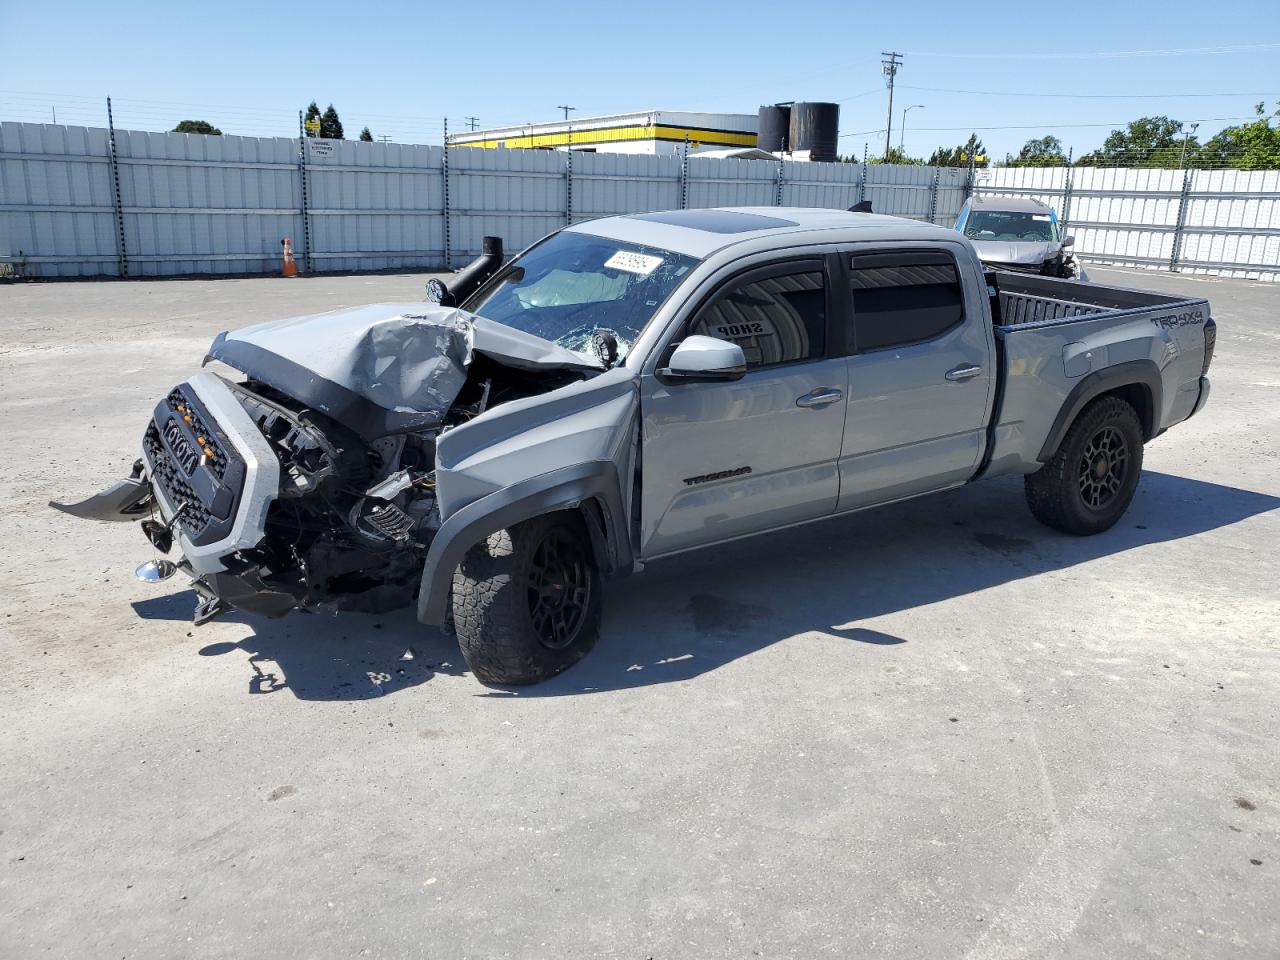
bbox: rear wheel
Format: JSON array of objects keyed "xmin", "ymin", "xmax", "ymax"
[
  {"xmin": 1024, "ymin": 395, "xmax": 1144, "ymax": 535},
  {"xmin": 451, "ymin": 513, "xmax": 602, "ymax": 685}
]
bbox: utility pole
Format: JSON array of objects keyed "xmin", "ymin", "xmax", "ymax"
[
  {"xmin": 465, "ymin": 116, "xmax": 479, "ymax": 131},
  {"xmin": 881, "ymin": 51, "xmax": 902, "ymax": 160},
  {"xmin": 1179, "ymin": 121, "xmax": 1200, "ymax": 168},
  {"xmin": 557, "ymin": 105, "xmax": 576, "ymax": 122}
]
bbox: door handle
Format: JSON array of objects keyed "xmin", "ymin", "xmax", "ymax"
[
  {"xmin": 796, "ymin": 388, "xmax": 844, "ymax": 409},
  {"xmin": 945, "ymin": 364, "xmax": 983, "ymax": 382}
]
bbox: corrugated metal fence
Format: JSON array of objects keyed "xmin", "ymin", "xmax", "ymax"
[
  {"xmin": 2, "ymin": 121, "xmax": 1276, "ymax": 281},
  {"xmin": 973, "ymin": 166, "xmax": 1280, "ymax": 280}
]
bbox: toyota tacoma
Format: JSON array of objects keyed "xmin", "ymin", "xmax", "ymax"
[{"xmin": 55, "ymin": 207, "xmax": 1215, "ymax": 685}]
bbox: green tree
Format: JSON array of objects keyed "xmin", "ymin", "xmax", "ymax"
[
  {"xmin": 1076, "ymin": 116, "xmax": 1194, "ymax": 167},
  {"xmin": 303, "ymin": 101, "xmax": 321, "ymax": 138},
  {"xmin": 320, "ymin": 104, "xmax": 345, "ymax": 140},
  {"xmin": 928, "ymin": 134, "xmax": 989, "ymax": 168},
  {"xmin": 172, "ymin": 120, "xmax": 222, "ymax": 136},
  {"xmin": 1199, "ymin": 102, "xmax": 1280, "ymax": 170},
  {"xmin": 1005, "ymin": 135, "xmax": 1068, "ymax": 167},
  {"xmin": 359, "ymin": 127, "xmax": 374, "ymax": 142},
  {"xmin": 871, "ymin": 146, "xmax": 923, "ymax": 165}
]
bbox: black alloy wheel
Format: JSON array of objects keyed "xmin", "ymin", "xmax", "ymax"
[
  {"xmin": 527, "ymin": 525, "xmax": 593, "ymax": 650},
  {"xmin": 1078, "ymin": 425, "xmax": 1129, "ymax": 510},
  {"xmin": 1024, "ymin": 395, "xmax": 1144, "ymax": 536}
]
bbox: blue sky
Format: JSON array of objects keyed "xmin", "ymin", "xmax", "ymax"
[{"xmin": 2, "ymin": 0, "xmax": 1278, "ymax": 159}]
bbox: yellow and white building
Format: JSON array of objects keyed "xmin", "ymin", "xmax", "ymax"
[{"xmin": 447, "ymin": 110, "xmax": 759, "ymax": 156}]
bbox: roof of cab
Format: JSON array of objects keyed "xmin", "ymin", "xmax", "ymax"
[{"xmin": 566, "ymin": 206, "xmax": 961, "ymax": 259}]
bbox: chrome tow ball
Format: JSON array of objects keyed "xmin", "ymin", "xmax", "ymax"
[
  {"xmin": 134, "ymin": 501, "xmax": 189, "ymax": 583},
  {"xmin": 135, "ymin": 559, "xmax": 177, "ymax": 582}
]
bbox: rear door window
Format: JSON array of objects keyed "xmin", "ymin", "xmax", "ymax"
[{"xmin": 848, "ymin": 251, "xmax": 964, "ymax": 352}]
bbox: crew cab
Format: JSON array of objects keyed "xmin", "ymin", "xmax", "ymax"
[{"xmin": 56, "ymin": 207, "xmax": 1215, "ymax": 685}]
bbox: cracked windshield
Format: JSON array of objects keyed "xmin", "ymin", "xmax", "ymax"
[{"xmin": 463, "ymin": 231, "xmax": 698, "ymax": 362}]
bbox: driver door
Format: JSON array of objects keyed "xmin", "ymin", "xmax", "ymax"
[{"xmin": 638, "ymin": 257, "xmax": 849, "ymax": 559}]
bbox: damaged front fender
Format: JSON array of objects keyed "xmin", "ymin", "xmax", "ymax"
[{"xmin": 416, "ymin": 368, "xmax": 642, "ymax": 626}]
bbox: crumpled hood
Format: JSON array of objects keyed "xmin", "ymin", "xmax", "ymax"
[
  {"xmin": 968, "ymin": 239, "xmax": 1062, "ymax": 265},
  {"xmin": 204, "ymin": 303, "xmax": 602, "ymax": 438}
]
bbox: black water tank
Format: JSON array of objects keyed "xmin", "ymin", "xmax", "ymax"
[
  {"xmin": 757, "ymin": 104, "xmax": 791, "ymax": 153},
  {"xmin": 790, "ymin": 102, "xmax": 839, "ymax": 162}
]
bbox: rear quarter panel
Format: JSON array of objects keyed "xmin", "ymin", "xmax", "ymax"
[{"xmin": 988, "ymin": 299, "xmax": 1209, "ymax": 474}]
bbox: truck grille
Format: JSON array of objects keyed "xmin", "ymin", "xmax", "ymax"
[
  {"xmin": 987, "ymin": 259, "xmax": 1058, "ymax": 276},
  {"xmin": 143, "ymin": 384, "xmax": 246, "ymax": 546},
  {"xmin": 145, "ymin": 423, "xmax": 214, "ymax": 536},
  {"xmin": 162, "ymin": 418, "xmax": 200, "ymax": 474},
  {"xmin": 166, "ymin": 388, "xmax": 228, "ymax": 481}
]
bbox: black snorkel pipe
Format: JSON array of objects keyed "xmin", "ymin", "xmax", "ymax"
[{"xmin": 427, "ymin": 236, "xmax": 504, "ymax": 307}]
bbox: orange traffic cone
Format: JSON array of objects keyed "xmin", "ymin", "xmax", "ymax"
[{"xmin": 281, "ymin": 237, "xmax": 298, "ymax": 277}]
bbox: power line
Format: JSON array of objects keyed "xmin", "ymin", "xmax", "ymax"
[
  {"xmin": 899, "ymin": 84, "xmax": 1280, "ymax": 100},
  {"xmin": 839, "ymin": 114, "xmax": 1260, "ymax": 137},
  {"xmin": 902, "ymin": 42, "xmax": 1280, "ymax": 60},
  {"xmin": 0, "ymin": 90, "xmax": 451, "ymax": 128},
  {"xmin": 836, "ymin": 88, "xmax": 886, "ymax": 104},
  {"xmin": 910, "ymin": 114, "xmax": 1258, "ymax": 132}
]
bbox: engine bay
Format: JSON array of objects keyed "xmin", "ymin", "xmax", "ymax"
[{"xmin": 190, "ymin": 355, "xmax": 588, "ymax": 620}]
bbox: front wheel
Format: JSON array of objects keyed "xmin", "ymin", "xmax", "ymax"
[
  {"xmin": 451, "ymin": 513, "xmax": 602, "ymax": 685},
  {"xmin": 1024, "ymin": 395, "xmax": 1144, "ymax": 535}
]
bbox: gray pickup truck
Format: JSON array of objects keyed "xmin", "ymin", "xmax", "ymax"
[{"xmin": 56, "ymin": 207, "xmax": 1215, "ymax": 685}]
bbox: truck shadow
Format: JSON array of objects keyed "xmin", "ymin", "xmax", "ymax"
[
  {"xmin": 133, "ymin": 470, "xmax": 1277, "ymax": 700},
  {"xmin": 132, "ymin": 596, "xmax": 464, "ymax": 700},
  {"xmin": 497, "ymin": 469, "xmax": 1280, "ymax": 698}
]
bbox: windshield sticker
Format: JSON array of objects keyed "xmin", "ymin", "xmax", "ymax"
[
  {"xmin": 1032, "ymin": 214, "xmax": 1051, "ymax": 221},
  {"xmin": 605, "ymin": 251, "xmax": 664, "ymax": 275}
]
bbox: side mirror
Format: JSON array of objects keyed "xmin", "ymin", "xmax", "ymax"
[
  {"xmin": 1062, "ymin": 235, "xmax": 1075, "ymax": 248},
  {"xmin": 658, "ymin": 335, "xmax": 747, "ymax": 383}
]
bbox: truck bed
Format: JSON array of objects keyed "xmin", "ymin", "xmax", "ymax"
[
  {"xmin": 980, "ymin": 271, "xmax": 1212, "ymax": 478},
  {"xmin": 992, "ymin": 272, "xmax": 1196, "ymax": 327}
]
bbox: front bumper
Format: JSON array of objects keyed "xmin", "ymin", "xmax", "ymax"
[
  {"xmin": 50, "ymin": 460, "xmax": 153, "ymax": 521},
  {"xmin": 984, "ymin": 257, "xmax": 1078, "ymax": 279}
]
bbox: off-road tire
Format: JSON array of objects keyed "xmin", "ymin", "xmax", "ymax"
[
  {"xmin": 451, "ymin": 512, "xmax": 602, "ymax": 686},
  {"xmin": 1025, "ymin": 395, "xmax": 1144, "ymax": 535}
]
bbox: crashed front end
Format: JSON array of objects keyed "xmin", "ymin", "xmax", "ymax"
[
  {"xmin": 971, "ymin": 239, "xmax": 1085, "ymax": 280},
  {"xmin": 54, "ymin": 303, "xmax": 595, "ymax": 624}
]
